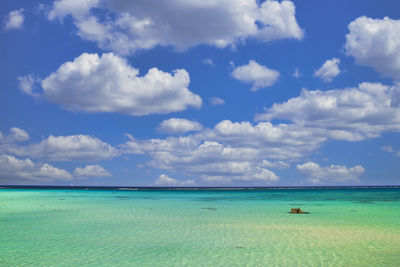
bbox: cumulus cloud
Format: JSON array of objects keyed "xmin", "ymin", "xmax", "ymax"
[
  {"xmin": 0, "ymin": 128, "xmax": 29, "ymax": 143},
  {"xmin": 231, "ymin": 60, "xmax": 280, "ymax": 91},
  {"xmin": 0, "ymin": 154, "xmax": 72, "ymax": 184},
  {"xmin": 345, "ymin": 16, "xmax": 400, "ymax": 81},
  {"xmin": 314, "ymin": 58, "xmax": 340, "ymax": 82},
  {"xmin": 4, "ymin": 9, "xmax": 24, "ymax": 31},
  {"xmin": 296, "ymin": 162, "xmax": 365, "ymax": 184},
  {"xmin": 7, "ymin": 134, "xmax": 117, "ymax": 162},
  {"xmin": 153, "ymin": 174, "xmax": 195, "ymax": 186},
  {"xmin": 28, "ymin": 53, "xmax": 201, "ymax": 116},
  {"xmin": 157, "ymin": 118, "xmax": 203, "ymax": 134},
  {"xmin": 210, "ymin": 97, "xmax": 225, "ymax": 106},
  {"xmin": 47, "ymin": 0, "xmax": 303, "ymax": 55},
  {"xmin": 255, "ymin": 82, "xmax": 400, "ymax": 140},
  {"xmin": 120, "ymin": 118, "xmax": 339, "ymax": 185},
  {"xmin": 123, "ymin": 136, "xmax": 274, "ymax": 184},
  {"xmin": 213, "ymin": 120, "xmax": 326, "ymax": 157},
  {"xmin": 74, "ymin": 164, "xmax": 112, "ymax": 177}
]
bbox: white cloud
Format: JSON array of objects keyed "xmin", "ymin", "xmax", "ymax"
[
  {"xmin": 7, "ymin": 134, "xmax": 117, "ymax": 162},
  {"xmin": 35, "ymin": 53, "xmax": 201, "ymax": 116},
  {"xmin": 4, "ymin": 9, "xmax": 24, "ymax": 31},
  {"xmin": 157, "ymin": 118, "xmax": 203, "ymax": 134},
  {"xmin": 153, "ymin": 174, "xmax": 195, "ymax": 186},
  {"xmin": 200, "ymin": 167, "xmax": 279, "ymax": 184},
  {"xmin": 121, "ymin": 118, "xmax": 338, "ymax": 185},
  {"xmin": 74, "ymin": 164, "xmax": 112, "ymax": 177},
  {"xmin": 210, "ymin": 97, "xmax": 225, "ymax": 106},
  {"xmin": 18, "ymin": 74, "xmax": 40, "ymax": 97},
  {"xmin": 0, "ymin": 128, "xmax": 29, "ymax": 143},
  {"xmin": 47, "ymin": 0, "xmax": 303, "ymax": 55},
  {"xmin": 48, "ymin": 0, "xmax": 99, "ymax": 21},
  {"xmin": 213, "ymin": 120, "xmax": 326, "ymax": 157},
  {"xmin": 123, "ymin": 136, "xmax": 279, "ymax": 184},
  {"xmin": 314, "ymin": 58, "xmax": 340, "ymax": 82},
  {"xmin": 345, "ymin": 16, "xmax": 400, "ymax": 81},
  {"xmin": 292, "ymin": 68, "xmax": 301, "ymax": 78},
  {"xmin": 381, "ymin": 146, "xmax": 400, "ymax": 157},
  {"xmin": 202, "ymin": 58, "xmax": 215, "ymax": 66},
  {"xmin": 0, "ymin": 154, "xmax": 72, "ymax": 184},
  {"xmin": 231, "ymin": 60, "xmax": 280, "ymax": 91},
  {"xmin": 255, "ymin": 82, "xmax": 400, "ymax": 140},
  {"xmin": 296, "ymin": 162, "xmax": 365, "ymax": 184},
  {"xmin": 260, "ymin": 159, "xmax": 290, "ymax": 169},
  {"xmin": 381, "ymin": 146, "xmax": 394, "ymax": 153}
]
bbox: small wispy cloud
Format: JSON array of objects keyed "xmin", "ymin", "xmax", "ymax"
[
  {"xmin": 210, "ymin": 97, "xmax": 225, "ymax": 106},
  {"xmin": 202, "ymin": 58, "xmax": 215, "ymax": 66},
  {"xmin": 381, "ymin": 146, "xmax": 400, "ymax": 156},
  {"xmin": 292, "ymin": 67, "xmax": 301, "ymax": 78},
  {"xmin": 4, "ymin": 9, "xmax": 24, "ymax": 31}
]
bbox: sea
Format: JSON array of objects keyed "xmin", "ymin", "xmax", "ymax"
[{"xmin": 1, "ymin": 187, "xmax": 400, "ymax": 266}]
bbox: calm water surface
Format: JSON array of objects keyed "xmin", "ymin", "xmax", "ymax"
[{"xmin": 1, "ymin": 188, "xmax": 400, "ymax": 266}]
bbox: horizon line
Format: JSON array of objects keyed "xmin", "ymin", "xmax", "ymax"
[{"xmin": 1, "ymin": 185, "xmax": 400, "ymax": 190}]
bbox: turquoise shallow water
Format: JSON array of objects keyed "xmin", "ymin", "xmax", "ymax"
[{"xmin": 1, "ymin": 188, "xmax": 400, "ymax": 266}]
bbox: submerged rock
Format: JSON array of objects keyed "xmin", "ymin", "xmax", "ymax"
[
  {"xmin": 289, "ymin": 208, "xmax": 310, "ymax": 214},
  {"xmin": 202, "ymin": 207, "xmax": 217, "ymax": 211}
]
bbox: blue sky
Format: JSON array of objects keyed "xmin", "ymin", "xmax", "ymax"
[{"xmin": 1, "ymin": 0, "xmax": 400, "ymax": 186}]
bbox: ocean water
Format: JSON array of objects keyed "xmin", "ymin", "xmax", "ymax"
[{"xmin": 1, "ymin": 188, "xmax": 400, "ymax": 266}]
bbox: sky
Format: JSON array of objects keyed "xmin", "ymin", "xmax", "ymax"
[{"xmin": 1, "ymin": 0, "xmax": 400, "ymax": 186}]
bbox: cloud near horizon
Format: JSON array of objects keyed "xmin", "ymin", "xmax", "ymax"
[
  {"xmin": 74, "ymin": 164, "xmax": 112, "ymax": 178},
  {"xmin": 2, "ymin": 133, "xmax": 118, "ymax": 162},
  {"xmin": 121, "ymin": 119, "xmax": 330, "ymax": 185},
  {"xmin": 0, "ymin": 154, "xmax": 73, "ymax": 184},
  {"xmin": 296, "ymin": 162, "xmax": 365, "ymax": 184},
  {"xmin": 153, "ymin": 174, "xmax": 195, "ymax": 186}
]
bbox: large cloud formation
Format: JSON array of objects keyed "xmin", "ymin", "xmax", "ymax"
[
  {"xmin": 120, "ymin": 82, "xmax": 400, "ymax": 185},
  {"xmin": 0, "ymin": 154, "xmax": 72, "ymax": 184},
  {"xmin": 47, "ymin": 0, "xmax": 303, "ymax": 55},
  {"xmin": 121, "ymin": 119, "xmax": 331, "ymax": 185},
  {"xmin": 4, "ymin": 134, "xmax": 118, "ymax": 162},
  {"xmin": 297, "ymin": 162, "xmax": 365, "ymax": 184},
  {"xmin": 0, "ymin": 128, "xmax": 114, "ymax": 183},
  {"xmin": 345, "ymin": 16, "xmax": 400, "ymax": 81},
  {"xmin": 21, "ymin": 53, "xmax": 201, "ymax": 116},
  {"xmin": 256, "ymin": 82, "xmax": 400, "ymax": 140}
]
